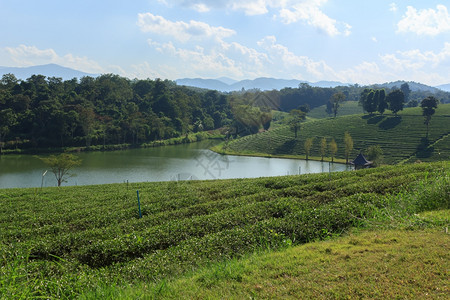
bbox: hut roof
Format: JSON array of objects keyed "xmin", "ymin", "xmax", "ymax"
[{"xmin": 351, "ymin": 153, "xmax": 372, "ymax": 166}]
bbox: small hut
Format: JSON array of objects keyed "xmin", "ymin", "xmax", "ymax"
[{"xmin": 351, "ymin": 153, "xmax": 373, "ymax": 170}]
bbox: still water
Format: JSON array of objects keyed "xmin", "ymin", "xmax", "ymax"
[{"xmin": 0, "ymin": 140, "xmax": 350, "ymax": 189}]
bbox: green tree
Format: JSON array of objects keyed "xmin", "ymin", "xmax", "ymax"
[
  {"xmin": 366, "ymin": 145, "xmax": 383, "ymax": 167},
  {"xmin": 0, "ymin": 108, "xmax": 17, "ymax": 154},
  {"xmin": 329, "ymin": 138, "xmax": 338, "ymax": 162},
  {"xmin": 366, "ymin": 90, "xmax": 377, "ymax": 114},
  {"xmin": 320, "ymin": 137, "xmax": 327, "ymax": 161},
  {"xmin": 421, "ymin": 96, "xmax": 439, "ymax": 137},
  {"xmin": 288, "ymin": 109, "xmax": 306, "ymax": 138},
  {"xmin": 304, "ymin": 137, "xmax": 314, "ymax": 160},
  {"xmin": 377, "ymin": 89, "xmax": 387, "ymax": 115},
  {"xmin": 38, "ymin": 153, "xmax": 82, "ymax": 187},
  {"xmin": 400, "ymin": 82, "xmax": 411, "ymax": 103},
  {"xmin": 329, "ymin": 92, "xmax": 346, "ymax": 118},
  {"xmin": 344, "ymin": 131, "xmax": 353, "ymax": 164},
  {"xmin": 359, "ymin": 88, "xmax": 371, "ymax": 113},
  {"xmin": 386, "ymin": 89, "xmax": 405, "ymax": 116}
]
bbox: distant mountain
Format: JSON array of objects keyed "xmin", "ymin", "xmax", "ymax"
[
  {"xmin": 436, "ymin": 84, "xmax": 450, "ymax": 92},
  {"xmin": 176, "ymin": 78, "xmax": 231, "ymax": 91},
  {"xmin": 176, "ymin": 77, "xmax": 349, "ymax": 92},
  {"xmin": 0, "ymin": 64, "xmax": 98, "ymax": 80},
  {"xmin": 370, "ymin": 81, "xmax": 441, "ymax": 93}
]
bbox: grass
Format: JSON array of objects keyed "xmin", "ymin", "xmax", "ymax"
[
  {"xmin": 0, "ymin": 161, "xmax": 448, "ymax": 298},
  {"xmin": 308, "ymin": 100, "xmax": 364, "ymax": 119},
  {"xmin": 217, "ymin": 104, "xmax": 450, "ymax": 164},
  {"xmin": 114, "ymin": 225, "xmax": 448, "ymax": 299}
]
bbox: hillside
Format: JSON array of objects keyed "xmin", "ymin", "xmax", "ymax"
[
  {"xmin": 1, "ymin": 162, "xmax": 448, "ymax": 298},
  {"xmin": 308, "ymin": 101, "xmax": 364, "ymax": 119},
  {"xmin": 218, "ymin": 104, "xmax": 450, "ymax": 164}
]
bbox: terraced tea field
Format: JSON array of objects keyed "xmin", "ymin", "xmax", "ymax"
[
  {"xmin": 221, "ymin": 104, "xmax": 450, "ymax": 164},
  {"xmin": 1, "ymin": 162, "xmax": 448, "ymax": 298}
]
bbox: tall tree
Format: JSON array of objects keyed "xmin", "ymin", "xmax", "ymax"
[
  {"xmin": 359, "ymin": 88, "xmax": 371, "ymax": 113},
  {"xmin": 377, "ymin": 89, "xmax": 387, "ymax": 115},
  {"xmin": 366, "ymin": 90, "xmax": 377, "ymax": 114},
  {"xmin": 421, "ymin": 96, "xmax": 439, "ymax": 137},
  {"xmin": 329, "ymin": 138, "xmax": 338, "ymax": 163},
  {"xmin": 344, "ymin": 131, "xmax": 353, "ymax": 164},
  {"xmin": 0, "ymin": 109, "xmax": 17, "ymax": 154},
  {"xmin": 304, "ymin": 137, "xmax": 314, "ymax": 160},
  {"xmin": 288, "ymin": 109, "xmax": 306, "ymax": 138},
  {"xmin": 400, "ymin": 82, "xmax": 411, "ymax": 103},
  {"xmin": 329, "ymin": 92, "xmax": 346, "ymax": 118},
  {"xmin": 386, "ymin": 89, "xmax": 405, "ymax": 116},
  {"xmin": 320, "ymin": 137, "xmax": 327, "ymax": 161}
]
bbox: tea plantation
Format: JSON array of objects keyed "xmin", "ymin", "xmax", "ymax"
[
  {"xmin": 218, "ymin": 104, "xmax": 450, "ymax": 164},
  {"xmin": 1, "ymin": 161, "xmax": 448, "ymax": 298}
]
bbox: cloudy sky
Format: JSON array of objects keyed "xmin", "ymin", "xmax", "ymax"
[{"xmin": 0, "ymin": 0, "xmax": 449, "ymax": 85}]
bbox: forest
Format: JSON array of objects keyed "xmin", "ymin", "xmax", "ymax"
[{"xmin": 1, "ymin": 73, "xmax": 449, "ymax": 151}]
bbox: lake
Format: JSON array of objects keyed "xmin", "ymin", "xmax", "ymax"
[{"xmin": 0, "ymin": 140, "xmax": 351, "ymax": 189}]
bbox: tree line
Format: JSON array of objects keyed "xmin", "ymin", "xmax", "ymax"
[
  {"xmin": 0, "ymin": 74, "xmax": 233, "ymax": 151},
  {"xmin": 0, "ymin": 74, "xmax": 448, "ymax": 152}
]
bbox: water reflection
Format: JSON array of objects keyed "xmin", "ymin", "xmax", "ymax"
[{"xmin": 0, "ymin": 141, "xmax": 350, "ymax": 188}]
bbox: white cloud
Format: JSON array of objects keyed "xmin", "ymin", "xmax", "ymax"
[
  {"xmin": 397, "ymin": 5, "xmax": 450, "ymax": 36},
  {"xmin": 277, "ymin": 1, "xmax": 351, "ymax": 36},
  {"xmin": 389, "ymin": 3, "xmax": 398, "ymax": 12},
  {"xmin": 147, "ymin": 39, "xmax": 266, "ymax": 79},
  {"xmin": 371, "ymin": 37, "xmax": 378, "ymax": 42},
  {"xmin": 3, "ymin": 45, "xmax": 104, "ymax": 74},
  {"xmin": 230, "ymin": 0, "xmax": 269, "ymax": 16},
  {"xmin": 137, "ymin": 12, "xmax": 235, "ymax": 42},
  {"xmin": 257, "ymin": 35, "xmax": 337, "ymax": 79},
  {"xmin": 381, "ymin": 42, "xmax": 450, "ymax": 69},
  {"xmin": 160, "ymin": 1, "xmax": 351, "ymax": 36}
]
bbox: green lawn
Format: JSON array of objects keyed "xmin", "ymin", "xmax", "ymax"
[
  {"xmin": 1, "ymin": 162, "xmax": 449, "ymax": 298},
  {"xmin": 219, "ymin": 104, "xmax": 450, "ymax": 164}
]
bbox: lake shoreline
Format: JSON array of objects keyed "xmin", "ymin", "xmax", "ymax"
[
  {"xmin": 0, "ymin": 131, "xmax": 224, "ymax": 156},
  {"xmin": 210, "ymin": 143, "xmax": 349, "ymax": 164}
]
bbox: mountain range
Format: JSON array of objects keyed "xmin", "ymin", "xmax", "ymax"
[
  {"xmin": 1, "ymin": 64, "xmax": 449, "ymax": 93},
  {"xmin": 175, "ymin": 77, "xmax": 350, "ymax": 92},
  {"xmin": 0, "ymin": 64, "xmax": 98, "ymax": 81}
]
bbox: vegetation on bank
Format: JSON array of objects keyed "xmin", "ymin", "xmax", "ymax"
[
  {"xmin": 0, "ymin": 131, "xmax": 223, "ymax": 155},
  {"xmin": 2, "ymin": 73, "xmax": 449, "ymax": 154},
  {"xmin": 216, "ymin": 104, "xmax": 450, "ymax": 164},
  {"xmin": 1, "ymin": 162, "xmax": 448, "ymax": 298}
]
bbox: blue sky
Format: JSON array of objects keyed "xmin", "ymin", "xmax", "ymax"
[{"xmin": 0, "ymin": 0, "xmax": 449, "ymax": 85}]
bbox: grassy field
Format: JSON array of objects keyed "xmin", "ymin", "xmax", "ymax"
[
  {"xmin": 308, "ymin": 101, "xmax": 364, "ymax": 119},
  {"xmin": 217, "ymin": 104, "xmax": 450, "ymax": 164},
  {"xmin": 1, "ymin": 162, "xmax": 449, "ymax": 298}
]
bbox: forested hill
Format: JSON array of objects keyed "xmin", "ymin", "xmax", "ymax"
[
  {"xmin": 0, "ymin": 74, "xmax": 232, "ymax": 149},
  {"xmin": 1, "ymin": 73, "xmax": 450, "ymax": 152}
]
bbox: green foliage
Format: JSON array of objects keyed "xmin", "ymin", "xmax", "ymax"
[
  {"xmin": 0, "ymin": 162, "xmax": 448, "ymax": 298},
  {"xmin": 344, "ymin": 131, "xmax": 353, "ymax": 164},
  {"xmin": 386, "ymin": 89, "xmax": 405, "ymax": 115},
  {"xmin": 37, "ymin": 153, "xmax": 82, "ymax": 187},
  {"xmin": 0, "ymin": 74, "xmax": 233, "ymax": 150},
  {"xmin": 329, "ymin": 138, "xmax": 338, "ymax": 162},
  {"xmin": 220, "ymin": 104, "xmax": 450, "ymax": 164},
  {"xmin": 366, "ymin": 145, "xmax": 383, "ymax": 167},
  {"xmin": 329, "ymin": 92, "xmax": 346, "ymax": 118},
  {"xmin": 288, "ymin": 109, "xmax": 306, "ymax": 138},
  {"xmin": 304, "ymin": 137, "xmax": 314, "ymax": 160},
  {"xmin": 421, "ymin": 96, "xmax": 439, "ymax": 137}
]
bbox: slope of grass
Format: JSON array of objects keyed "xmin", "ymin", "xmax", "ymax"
[
  {"xmin": 110, "ymin": 224, "xmax": 449, "ymax": 299},
  {"xmin": 308, "ymin": 100, "xmax": 364, "ymax": 119},
  {"xmin": 1, "ymin": 162, "xmax": 448, "ymax": 298},
  {"xmin": 218, "ymin": 104, "xmax": 450, "ymax": 164}
]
